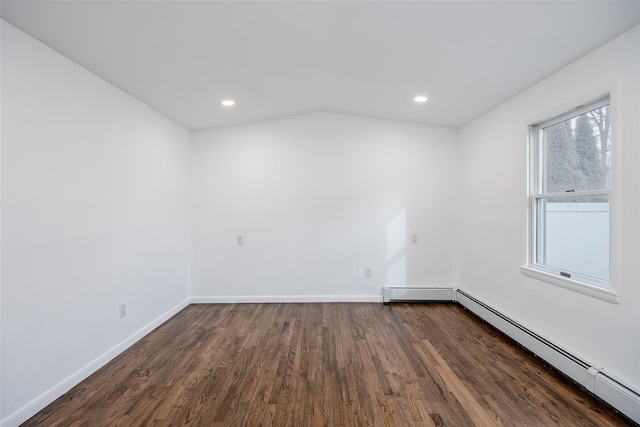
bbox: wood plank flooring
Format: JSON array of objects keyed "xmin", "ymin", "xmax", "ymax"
[{"xmin": 22, "ymin": 303, "xmax": 633, "ymax": 426}]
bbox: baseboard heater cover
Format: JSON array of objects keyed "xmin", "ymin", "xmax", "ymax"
[
  {"xmin": 382, "ymin": 286, "xmax": 454, "ymax": 303},
  {"xmin": 455, "ymin": 289, "xmax": 640, "ymax": 425},
  {"xmin": 595, "ymin": 373, "xmax": 640, "ymax": 423}
]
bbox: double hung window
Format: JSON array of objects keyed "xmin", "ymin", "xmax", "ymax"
[{"xmin": 528, "ymin": 98, "xmax": 611, "ymax": 290}]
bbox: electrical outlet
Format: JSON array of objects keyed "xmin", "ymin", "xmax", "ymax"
[
  {"xmin": 365, "ymin": 267, "xmax": 372, "ymax": 278},
  {"xmin": 237, "ymin": 235, "xmax": 243, "ymax": 245},
  {"xmin": 412, "ymin": 234, "xmax": 418, "ymax": 244},
  {"xmin": 119, "ymin": 302, "xmax": 127, "ymax": 318}
]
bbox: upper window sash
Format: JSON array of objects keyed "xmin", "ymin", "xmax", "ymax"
[{"xmin": 533, "ymin": 99, "xmax": 611, "ymax": 195}]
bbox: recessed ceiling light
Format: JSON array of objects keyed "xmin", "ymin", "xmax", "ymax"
[
  {"xmin": 221, "ymin": 100, "xmax": 235, "ymax": 107},
  {"xmin": 414, "ymin": 96, "xmax": 428, "ymax": 103}
]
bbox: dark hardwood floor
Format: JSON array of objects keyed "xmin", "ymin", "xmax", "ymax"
[{"xmin": 23, "ymin": 303, "xmax": 632, "ymax": 426}]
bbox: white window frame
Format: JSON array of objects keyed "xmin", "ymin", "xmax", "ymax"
[{"xmin": 522, "ymin": 97, "xmax": 618, "ymax": 303}]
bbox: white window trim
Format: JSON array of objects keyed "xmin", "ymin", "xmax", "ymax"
[
  {"xmin": 520, "ymin": 266, "xmax": 618, "ymax": 304},
  {"xmin": 537, "ymin": 98, "xmax": 611, "ymax": 130},
  {"xmin": 523, "ymin": 96, "xmax": 618, "ymax": 304}
]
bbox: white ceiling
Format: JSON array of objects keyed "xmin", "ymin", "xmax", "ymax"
[{"xmin": 2, "ymin": 1, "xmax": 640, "ymax": 131}]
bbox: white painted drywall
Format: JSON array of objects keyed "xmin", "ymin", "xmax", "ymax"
[
  {"xmin": 0, "ymin": 21, "xmax": 190, "ymax": 422},
  {"xmin": 458, "ymin": 25, "xmax": 640, "ymax": 390},
  {"xmin": 190, "ymin": 112, "xmax": 458, "ymax": 301}
]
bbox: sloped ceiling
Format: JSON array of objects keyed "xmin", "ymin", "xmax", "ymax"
[{"xmin": 2, "ymin": 1, "xmax": 639, "ymax": 130}]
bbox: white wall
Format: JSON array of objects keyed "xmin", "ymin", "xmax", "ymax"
[
  {"xmin": 190, "ymin": 112, "xmax": 458, "ymax": 301},
  {"xmin": 458, "ymin": 25, "xmax": 640, "ymax": 391},
  {"xmin": 1, "ymin": 21, "xmax": 190, "ymax": 423}
]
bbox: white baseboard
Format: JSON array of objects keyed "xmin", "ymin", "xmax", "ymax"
[
  {"xmin": 455, "ymin": 288, "xmax": 640, "ymax": 425},
  {"xmin": 189, "ymin": 295, "xmax": 382, "ymax": 303},
  {"xmin": 0, "ymin": 299, "xmax": 190, "ymax": 427},
  {"xmin": 382, "ymin": 286, "xmax": 455, "ymax": 303}
]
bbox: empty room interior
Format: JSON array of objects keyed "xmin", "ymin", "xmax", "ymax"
[{"xmin": 2, "ymin": 1, "xmax": 640, "ymax": 426}]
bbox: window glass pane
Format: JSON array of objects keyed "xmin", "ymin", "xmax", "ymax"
[
  {"xmin": 536, "ymin": 196, "xmax": 609, "ymax": 281},
  {"xmin": 541, "ymin": 105, "xmax": 610, "ymax": 193}
]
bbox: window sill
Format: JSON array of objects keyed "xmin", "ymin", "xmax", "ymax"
[{"xmin": 520, "ymin": 266, "xmax": 618, "ymax": 304}]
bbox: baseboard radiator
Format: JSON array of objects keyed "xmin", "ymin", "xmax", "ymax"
[
  {"xmin": 382, "ymin": 286, "xmax": 455, "ymax": 303},
  {"xmin": 455, "ymin": 289, "xmax": 640, "ymax": 425}
]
